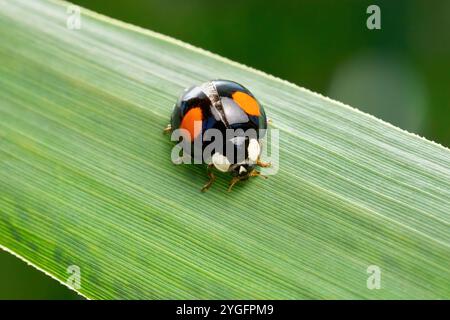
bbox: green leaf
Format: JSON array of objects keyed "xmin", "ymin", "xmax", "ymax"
[{"xmin": 1, "ymin": 0, "xmax": 449, "ymax": 299}]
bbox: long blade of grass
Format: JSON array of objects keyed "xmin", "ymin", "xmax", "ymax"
[{"xmin": 0, "ymin": 0, "xmax": 449, "ymax": 299}]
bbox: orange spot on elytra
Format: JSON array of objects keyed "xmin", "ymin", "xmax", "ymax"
[
  {"xmin": 180, "ymin": 107, "xmax": 202, "ymax": 141},
  {"xmin": 232, "ymin": 91, "xmax": 261, "ymax": 116}
]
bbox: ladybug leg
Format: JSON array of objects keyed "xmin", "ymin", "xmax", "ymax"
[
  {"xmin": 228, "ymin": 169, "xmax": 268, "ymax": 192},
  {"xmin": 256, "ymin": 158, "xmax": 271, "ymax": 168},
  {"xmin": 201, "ymin": 164, "xmax": 216, "ymax": 192},
  {"xmin": 227, "ymin": 176, "xmax": 242, "ymax": 192},
  {"xmin": 163, "ymin": 124, "xmax": 172, "ymax": 134},
  {"xmin": 249, "ymin": 169, "xmax": 268, "ymax": 179}
]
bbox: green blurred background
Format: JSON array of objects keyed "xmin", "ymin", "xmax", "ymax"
[{"xmin": 1, "ymin": 0, "xmax": 449, "ymax": 299}]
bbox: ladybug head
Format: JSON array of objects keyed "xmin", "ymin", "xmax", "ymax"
[
  {"xmin": 211, "ymin": 137, "xmax": 261, "ymax": 177},
  {"xmin": 230, "ymin": 163, "xmax": 256, "ymax": 178}
]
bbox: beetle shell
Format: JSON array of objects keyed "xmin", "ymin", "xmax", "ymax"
[{"xmin": 171, "ymin": 80, "xmax": 267, "ymax": 176}]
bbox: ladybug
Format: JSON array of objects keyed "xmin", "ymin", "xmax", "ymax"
[{"xmin": 165, "ymin": 80, "xmax": 270, "ymax": 192}]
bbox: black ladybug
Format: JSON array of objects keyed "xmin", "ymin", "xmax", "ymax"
[{"xmin": 165, "ymin": 80, "xmax": 270, "ymax": 191}]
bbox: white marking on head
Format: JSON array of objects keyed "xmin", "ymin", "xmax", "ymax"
[
  {"xmin": 248, "ymin": 139, "xmax": 260, "ymax": 162},
  {"xmin": 212, "ymin": 152, "xmax": 231, "ymax": 172},
  {"xmin": 239, "ymin": 166, "xmax": 247, "ymax": 174}
]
